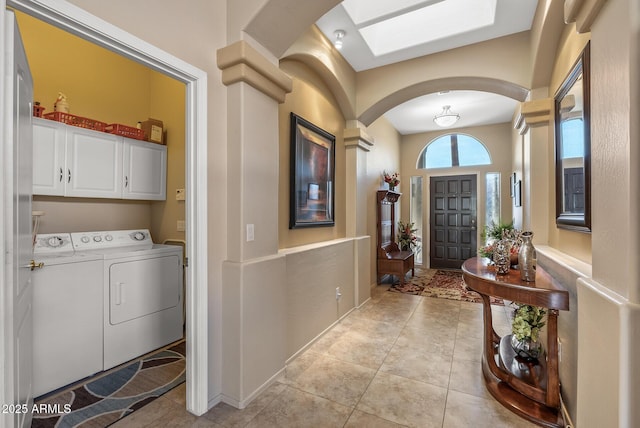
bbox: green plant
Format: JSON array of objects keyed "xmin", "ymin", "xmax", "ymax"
[
  {"xmin": 482, "ymin": 220, "xmax": 515, "ymax": 242},
  {"xmin": 478, "ymin": 220, "xmax": 522, "ymax": 260},
  {"xmin": 397, "ymin": 220, "xmax": 417, "ymax": 251},
  {"xmin": 512, "ymin": 304, "xmax": 546, "ymax": 342}
]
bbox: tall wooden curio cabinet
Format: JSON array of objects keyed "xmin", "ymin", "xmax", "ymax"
[{"xmin": 376, "ymin": 190, "xmax": 414, "ymax": 285}]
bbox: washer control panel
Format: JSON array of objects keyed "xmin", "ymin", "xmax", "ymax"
[
  {"xmin": 33, "ymin": 233, "xmax": 74, "ymax": 254},
  {"xmin": 71, "ymin": 229, "xmax": 152, "ymax": 251}
]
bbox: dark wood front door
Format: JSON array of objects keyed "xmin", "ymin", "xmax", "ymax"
[{"xmin": 430, "ymin": 175, "xmax": 477, "ymax": 269}]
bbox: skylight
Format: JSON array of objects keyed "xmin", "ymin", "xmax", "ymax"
[
  {"xmin": 341, "ymin": 0, "xmax": 445, "ymax": 26},
  {"xmin": 357, "ymin": 0, "xmax": 497, "ymax": 56}
]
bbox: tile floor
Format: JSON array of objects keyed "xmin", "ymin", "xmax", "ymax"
[{"xmin": 112, "ymin": 284, "xmax": 538, "ymax": 427}]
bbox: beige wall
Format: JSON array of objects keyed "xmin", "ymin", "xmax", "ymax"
[
  {"xmin": 364, "ymin": 117, "xmax": 401, "ymax": 283},
  {"xmin": 17, "ymin": 11, "xmax": 186, "ymax": 242},
  {"xmin": 278, "ymin": 60, "xmax": 346, "ymax": 248},
  {"xmin": 546, "ymin": 24, "xmax": 592, "ymax": 263},
  {"xmin": 47, "ymin": 2, "xmax": 639, "ymax": 424}
]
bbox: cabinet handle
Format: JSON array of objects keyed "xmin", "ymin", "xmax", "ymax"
[
  {"xmin": 125, "ymin": 176, "xmax": 128, "ymax": 188},
  {"xmin": 59, "ymin": 167, "xmax": 63, "ymax": 182},
  {"xmin": 67, "ymin": 169, "xmax": 71, "ymax": 183}
]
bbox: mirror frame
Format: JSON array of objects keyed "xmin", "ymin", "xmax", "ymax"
[{"xmin": 554, "ymin": 42, "xmax": 591, "ymax": 232}]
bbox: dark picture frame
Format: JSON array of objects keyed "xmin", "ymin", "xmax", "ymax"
[
  {"xmin": 289, "ymin": 113, "xmax": 335, "ymax": 229},
  {"xmin": 554, "ymin": 41, "xmax": 591, "ymax": 232},
  {"xmin": 510, "ymin": 172, "xmax": 516, "ymax": 198},
  {"xmin": 514, "ymin": 180, "xmax": 522, "ymax": 207}
]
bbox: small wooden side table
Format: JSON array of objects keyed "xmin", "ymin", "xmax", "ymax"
[{"xmin": 462, "ymin": 257, "xmax": 569, "ymax": 428}]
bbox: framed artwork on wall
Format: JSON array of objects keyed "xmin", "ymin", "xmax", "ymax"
[
  {"xmin": 289, "ymin": 113, "xmax": 335, "ymax": 229},
  {"xmin": 510, "ymin": 172, "xmax": 516, "ymax": 198}
]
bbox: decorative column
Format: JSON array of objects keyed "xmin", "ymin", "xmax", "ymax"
[
  {"xmin": 343, "ymin": 121, "xmax": 373, "ymax": 305},
  {"xmin": 216, "ymin": 40, "xmax": 292, "ymax": 408},
  {"xmin": 514, "ymin": 97, "xmax": 553, "ymax": 243}
]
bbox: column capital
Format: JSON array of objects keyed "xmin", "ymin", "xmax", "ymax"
[
  {"xmin": 343, "ymin": 127, "xmax": 374, "ymax": 151},
  {"xmin": 514, "ymin": 98, "xmax": 553, "ymax": 135},
  {"xmin": 564, "ymin": 0, "xmax": 608, "ymax": 33},
  {"xmin": 217, "ymin": 40, "xmax": 292, "ymax": 103}
]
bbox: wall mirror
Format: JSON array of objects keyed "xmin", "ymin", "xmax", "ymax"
[{"xmin": 554, "ymin": 42, "xmax": 591, "ymax": 232}]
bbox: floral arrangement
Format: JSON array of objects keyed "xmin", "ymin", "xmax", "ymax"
[
  {"xmin": 383, "ymin": 171, "xmax": 400, "ymax": 188},
  {"xmin": 478, "ymin": 220, "xmax": 522, "ymax": 261},
  {"xmin": 397, "ymin": 220, "xmax": 418, "ymax": 251},
  {"xmin": 512, "ymin": 304, "xmax": 546, "ymax": 342}
]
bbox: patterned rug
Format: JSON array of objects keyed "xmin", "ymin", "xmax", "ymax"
[
  {"xmin": 390, "ymin": 268, "xmax": 504, "ymax": 305},
  {"xmin": 32, "ymin": 340, "xmax": 185, "ymax": 428}
]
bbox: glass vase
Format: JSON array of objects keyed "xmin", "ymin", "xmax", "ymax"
[
  {"xmin": 492, "ymin": 239, "xmax": 511, "ymax": 275},
  {"xmin": 518, "ymin": 231, "xmax": 536, "ymax": 282}
]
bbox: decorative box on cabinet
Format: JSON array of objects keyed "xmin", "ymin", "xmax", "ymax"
[
  {"xmin": 33, "ymin": 118, "xmax": 167, "ymax": 201},
  {"xmin": 376, "ymin": 190, "xmax": 414, "ymax": 285}
]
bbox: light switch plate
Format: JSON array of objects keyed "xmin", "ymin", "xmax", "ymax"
[{"xmin": 176, "ymin": 189, "xmax": 185, "ymax": 201}]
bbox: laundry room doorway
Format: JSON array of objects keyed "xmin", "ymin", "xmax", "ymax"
[{"xmin": 1, "ymin": 0, "xmax": 209, "ymax": 417}]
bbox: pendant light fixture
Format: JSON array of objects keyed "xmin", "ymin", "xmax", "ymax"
[{"xmin": 433, "ymin": 105, "xmax": 460, "ymax": 127}]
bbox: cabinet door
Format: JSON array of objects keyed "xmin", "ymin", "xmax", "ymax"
[
  {"xmin": 33, "ymin": 117, "xmax": 65, "ymax": 195},
  {"xmin": 65, "ymin": 127, "xmax": 122, "ymax": 198},
  {"xmin": 122, "ymin": 138, "xmax": 167, "ymax": 200}
]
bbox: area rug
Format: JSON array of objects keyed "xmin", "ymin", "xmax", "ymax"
[
  {"xmin": 388, "ymin": 267, "xmax": 436, "ymax": 295},
  {"xmin": 31, "ymin": 340, "xmax": 185, "ymax": 428},
  {"xmin": 389, "ymin": 268, "xmax": 503, "ymax": 305},
  {"xmin": 422, "ymin": 270, "xmax": 504, "ymax": 305}
]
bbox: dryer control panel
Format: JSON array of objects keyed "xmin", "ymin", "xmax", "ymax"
[{"xmin": 71, "ymin": 229, "xmax": 153, "ymax": 251}]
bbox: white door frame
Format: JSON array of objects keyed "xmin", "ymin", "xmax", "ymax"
[{"xmin": 0, "ymin": 0, "xmax": 209, "ymax": 418}]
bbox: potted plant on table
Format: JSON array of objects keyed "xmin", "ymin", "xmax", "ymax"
[
  {"xmin": 511, "ymin": 303, "xmax": 546, "ymax": 360},
  {"xmin": 478, "ymin": 220, "xmax": 522, "ymax": 266}
]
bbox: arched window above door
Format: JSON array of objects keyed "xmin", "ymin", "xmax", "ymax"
[{"xmin": 417, "ymin": 133, "xmax": 491, "ymax": 169}]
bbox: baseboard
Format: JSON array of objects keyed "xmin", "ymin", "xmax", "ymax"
[{"xmin": 220, "ymin": 367, "xmax": 285, "ymax": 409}]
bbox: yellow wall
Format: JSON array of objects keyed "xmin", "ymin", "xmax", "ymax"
[
  {"xmin": 278, "ymin": 59, "xmax": 346, "ymax": 248},
  {"xmin": 16, "ymin": 11, "xmax": 185, "ymax": 242}
]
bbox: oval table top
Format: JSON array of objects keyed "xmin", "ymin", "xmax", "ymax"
[{"xmin": 462, "ymin": 257, "xmax": 569, "ymax": 311}]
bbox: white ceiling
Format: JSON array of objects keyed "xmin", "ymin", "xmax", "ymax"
[{"xmin": 315, "ymin": 0, "xmax": 538, "ymax": 134}]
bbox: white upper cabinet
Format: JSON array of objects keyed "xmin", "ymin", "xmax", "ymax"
[
  {"xmin": 33, "ymin": 119, "xmax": 167, "ymax": 201},
  {"xmin": 33, "ymin": 117, "xmax": 65, "ymax": 196},
  {"xmin": 65, "ymin": 126, "xmax": 123, "ymax": 198},
  {"xmin": 122, "ymin": 137, "xmax": 167, "ymax": 200}
]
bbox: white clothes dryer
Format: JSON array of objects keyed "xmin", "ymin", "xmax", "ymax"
[
  {"xmin": 70, "ymin": 230, "xmax": 183, "ymax": 370},
  {"xmin": 32, "ymin": 233, "xmax": 103, "ymax": 397}
]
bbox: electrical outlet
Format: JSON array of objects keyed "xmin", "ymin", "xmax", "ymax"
[
  {"xmin": 176, "ymin": 188, "xmax": 185, "ymax": 201},
  {"xmin": 246, "ymin": 224, "xmax": 255, "ymax": 242},
  {"xmin": 177, "ymin": 220, "xmax": 185, "ymax": 232},
  {"xmin": 336, "ymin": 287, "xmax": 342, "ymax": 301}
]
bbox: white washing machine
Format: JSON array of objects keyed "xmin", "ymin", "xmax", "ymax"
[
  {"xmin": 70, "ymin": 229, "xmax": 183, "ymax": 370},
  {"xmin": 32, "ymin": 233, "xmax": 104, "ymax": 397}
]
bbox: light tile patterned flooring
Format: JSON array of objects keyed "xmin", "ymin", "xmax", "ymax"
[{"xmin": 112, "ymin": 284, "xmax": 538, "ymax": 427}]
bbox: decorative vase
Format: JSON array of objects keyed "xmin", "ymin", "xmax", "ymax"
[
  {"xmin": 511, "ymin": 334, "xmax": 542, "ymax": 361},
  {"xmin": 518, "ymin": 231, "xmax": 536, "ymax": 282},
  {"xmin": 493, "ymin": 239, "xmax": 511, "ymax": 275}
]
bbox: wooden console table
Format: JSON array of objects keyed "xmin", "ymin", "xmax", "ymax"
[{"xmin": 461, "ymin": 257, "xmax": 569, "ymax": 428}]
